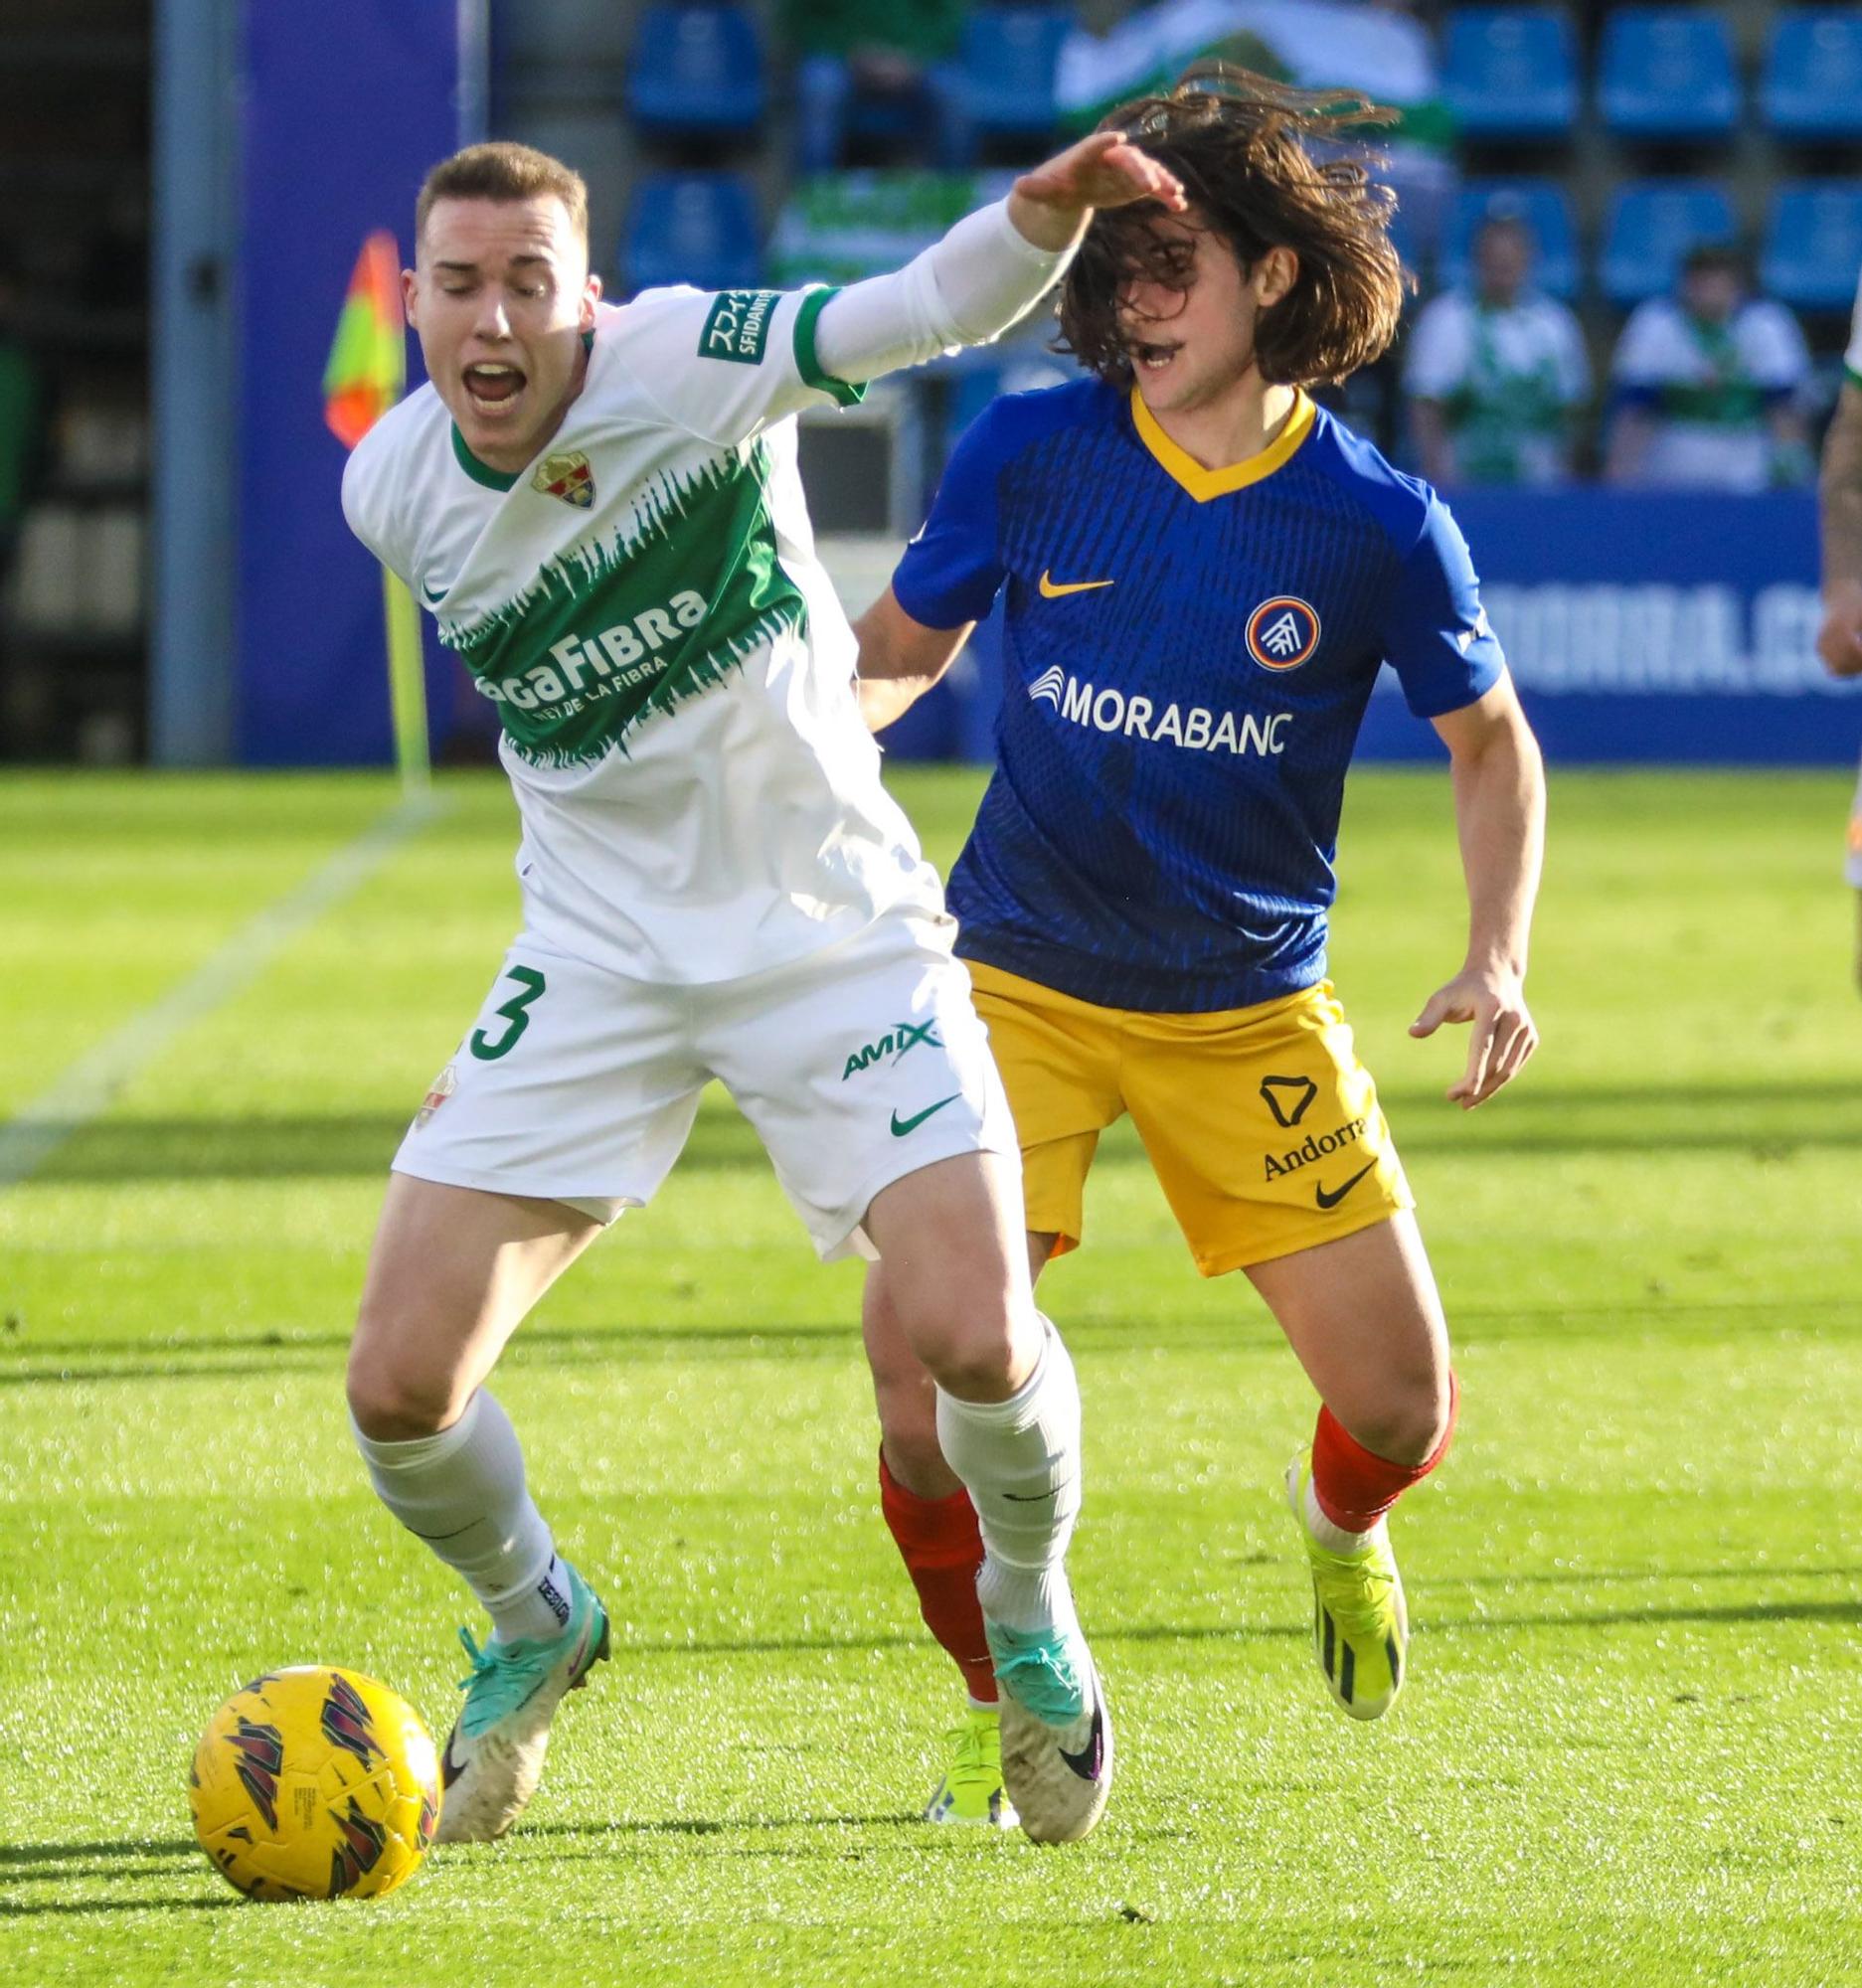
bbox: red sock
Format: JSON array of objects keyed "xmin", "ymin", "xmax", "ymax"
[
  {"xmin": 1310, "ymin": 1374, "xmax": 1459, "ymax": 1533},
  {"xmin": 878, "ymin": 1452, "xmax": 996, "ymax": 1704}
]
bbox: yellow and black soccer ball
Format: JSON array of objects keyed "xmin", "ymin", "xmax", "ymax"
[{"xmin": 189, "ymin": 1665, "xmax": 441, "ymax": 1901}]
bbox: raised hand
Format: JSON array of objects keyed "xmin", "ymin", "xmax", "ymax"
[{"xmin": 1007, "ymin": 131, "xmax": 1188, "ymax": 250}]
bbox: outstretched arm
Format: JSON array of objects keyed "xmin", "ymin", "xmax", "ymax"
[
  {"xmin": 812, "ymin": 132, "xmax": 1185, "ymax": 386},
  {"xmin": 854, "ymin": 587, "xmax": 974, "ymax": 734},
  {"xmin": 1412, "ymin": 672, "xmax": 1546, "ymax": 1109}
]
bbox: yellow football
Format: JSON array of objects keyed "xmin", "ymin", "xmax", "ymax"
[{"xmin": 189, "ymin": 1665, "xmax": 440, "ymax": 1902}]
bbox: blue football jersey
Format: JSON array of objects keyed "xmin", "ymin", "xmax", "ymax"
[{"xmin": 892, "ymin": 379, "xmax": 1505, "ymax": 1012}]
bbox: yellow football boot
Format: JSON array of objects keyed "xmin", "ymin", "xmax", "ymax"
[
  {"xmin": 923, "ymin": 1705, "xmax": 1018, "ymax": 1829},
  {"xmin": 1285, "ymin": 1450, "xmax": 1409, "ymax": 1721}
]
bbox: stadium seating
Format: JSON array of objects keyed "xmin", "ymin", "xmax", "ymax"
[
  {"xmin": 1439, "ymin": 8, "xmax": 1580, "ymax": 142},
  {"xmin": 1598, "ymin": 9, "xmax": 1740, "ymax": 140},
  {"xmin": 1600, "ymin": 181, "xmax": 1737, "ymax": 306},
  {"xmin": 1439, "ymin": 181, "xmax": 1580, "ymax": 300},
  {"xmin": 619, "ymin": 172, "xmax": 762, "ymax": 294},
  {"xmin": 934, "ymin": 6, "xmax": 1071, "ymax": 156},
  {"xmin": 626, "ymin": 4, "xmax": 765, "ymax": 140},
  {"xmin": 1761, "ymin": 9, "xmax": 1862, "ymax": 138},
  {"xmin": 1761, "ymin": 181, "xmax": 1862, "ymax": 310}
]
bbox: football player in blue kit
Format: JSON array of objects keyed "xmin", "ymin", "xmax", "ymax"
[{"xmin": 855, "ymin": 71, "xmax": 1547, "ymax": 1826}]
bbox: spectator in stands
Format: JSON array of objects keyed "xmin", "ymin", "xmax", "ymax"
[
  {"xmin": 787, "ymin": 0, "xmax": 968, "ymax": 173},
  {"xmin": 1404, "ymin": 212, "xmax": 1589, "ymax": 487},
  {"xmin": 1606, "ymin": 245, "xmax": 1813, "ymax": 491}
]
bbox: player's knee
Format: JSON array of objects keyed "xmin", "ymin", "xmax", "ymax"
[
  {"xmin": 1345, "ymin": 1373, "xmax": 1453, "ymax": 1469},
  {"xmin": 345, "ymin": 1333, "xmax": 463, "ymax": 1442},
  {"xmin": 901, "ymin": 1305, "xmax": 1023, "ymax": 1401}
]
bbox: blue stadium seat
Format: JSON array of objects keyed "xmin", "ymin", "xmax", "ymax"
[
  {"xmin": 1600, "ymin": 182, "xmax": 1736, "ymax": 306},
  {"xmin": 936, "ymin": 6, "xmax": 1071, "ymax": 151},
  {"xmin": 1440, "ymin": 181, "xmax": 1579, "ymax": 299},
  {"xmin": 1599, "ymin": 9, "xmax": 1740, "ymax": 139},
  {"xmin": 626, "ymin": 5, "xmax": 764, "ymax": 140},
  {"xmin": 1440, "ymin": 9, "xmax": 1580, "ymax": 141},
  {"xmin": 620, "ymin": 173, "xmax": 762, "ymax": 294},
  {"xmin": 1762, "ymin": 182, "xmax": 1862, "ymax": 310},
  {"xmin": 1762, "ymin": 10, "xmax": 1862, "ymax": 138}
]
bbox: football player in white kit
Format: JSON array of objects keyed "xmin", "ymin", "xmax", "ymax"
[
  {"xmin": 339, "ymin": 134, "xmax": 1185, "ymax": 1848},
  {"xmin": 1817, "ymin": 268, "xmax": 1862, "ymax": 988}
]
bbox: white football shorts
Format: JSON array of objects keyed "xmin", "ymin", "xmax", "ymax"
[{"xmin": 391, "ymin": 909, "xmax": 1019, "ymax": 1260}]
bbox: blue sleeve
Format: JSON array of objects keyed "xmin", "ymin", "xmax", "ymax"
[
  {"xmin": 892, "ymin": 403, "xmax": 1009, "ymax": 629},
  {"xmin": 1379, "ymin": 497, "xmax": 1506, "ymax": 719}
]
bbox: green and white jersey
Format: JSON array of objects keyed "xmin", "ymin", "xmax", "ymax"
[{"xmin": 344, "ymin": 285, "xmax": 945, "ymax": 984}]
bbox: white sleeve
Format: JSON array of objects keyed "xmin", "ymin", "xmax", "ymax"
[
  {"xmin": 341, "ymin": 425, "xmax": 411, "ymax": 583},
  {"xmin": 1611, "ymin": 303, "xmax": 1679, "ymax": 386},
  {"xmin": 1847, "ymin": 269, "xmax": 1862, "ymax": 382},
  {"xmin": 809, "ymin": 198, "xmax": 1076, "ymax": 385},
  {"xmin": 1402, "ymin": 296, "xmax": 1469, "ymax": 399},
  {"xmin": 1745, "ymin": 302, "xmax": 1809, "ymax": 391},
  {"xmin": 1553, "ymin": 305, "xmax": 1592, "ymax": 405}
]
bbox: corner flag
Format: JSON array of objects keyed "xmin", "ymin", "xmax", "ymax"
[{"xmin": 324, "ymin": 232, "xmax": 426, "ymax": 792}]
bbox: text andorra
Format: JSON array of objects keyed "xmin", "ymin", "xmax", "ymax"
[
  {"xmin": 1262, "ymin": 1116, "xmax": 1368, "ymax": 1182},
  {"xmin": 472, "ymin": 588, "xmax": 709, "ymax": 710},
  {"xmin": 1031, "ymin": 668, "xmax": 1291, "ymax": 755}
]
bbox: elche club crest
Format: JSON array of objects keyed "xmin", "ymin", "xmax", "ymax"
[
  {"xmin": 532, "ymin": 449, "xmax": 595, "ymax": 509},
  {"xmin": 1246, "ymin": 595, "xmax": 1321, "ymax": 671}
]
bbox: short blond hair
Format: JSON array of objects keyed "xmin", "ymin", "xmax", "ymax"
[{"xmin": 416, "ymin": 141, "xmax": 589, "ymax": 248}]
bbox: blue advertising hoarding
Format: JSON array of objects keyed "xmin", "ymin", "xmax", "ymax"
[
  {"xmin": 894, "ymin": 488, "xmax": 1862, "ymax": 767},
  {"xmin": 235, "ymin": 0, "xmax": 472, "ymax": 765}
]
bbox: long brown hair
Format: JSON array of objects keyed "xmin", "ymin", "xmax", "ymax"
[{"xmin": 1058, "ymin": 64, "xmax": 1409, "ymax": 389}]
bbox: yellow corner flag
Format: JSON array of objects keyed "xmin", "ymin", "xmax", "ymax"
[{"xmin": 325, "ymin": 231, "xmax": 427, "ymax": 794}]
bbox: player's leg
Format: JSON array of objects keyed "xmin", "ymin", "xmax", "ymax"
[
  {"xmin": 347, "ymin": 1175, "xmax": 613, "ymax": 1841},
  {"xmin": 862, "ymin": 1226, "xmax": 1055, "ymax": 1827},
  {"xmin": 861, "ymin": 1153, "xmax": 1109, "ymax": 1843},
  {"xmin": 1121, "ymin": 979, "xmax": 1443, "ymax": 1719},
  {"xmin": 717, "ymin": 927, "xmax": 1113, "ymax": 1841},
  {"xmin": 1247, "ymin": 1211, "xmax": 1455, "ymax": 1720},
  {"xmin": 352, "ymin": 939, "xmax": 703, "ymax": 1840}
]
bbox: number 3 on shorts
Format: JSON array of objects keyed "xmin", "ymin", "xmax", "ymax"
[{"xmin": 470, "ymin": 965, "xmax": 547, "ymax": 1062}]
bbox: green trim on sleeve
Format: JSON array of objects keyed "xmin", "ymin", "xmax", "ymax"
[
  {"xmin": 451, "ymin": 423, "xmax": 521, "ymax": 492},
  {"xmin": 792, "ymin": 287, "xmax": 868, "ymax": 409}
]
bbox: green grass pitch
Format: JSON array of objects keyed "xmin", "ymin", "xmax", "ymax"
[{"xmin": 1, "ymin": 764, "xmax": 1858, "ymax": 1987}]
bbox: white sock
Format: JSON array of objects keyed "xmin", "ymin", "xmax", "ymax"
[
  {"xmin": 351, "ymin": 1391, "xmax": 571, "ymax": 1644},
  {"xmin": 934, "ymin": 1316, "xmax": 1082, "ymax": 1636},
  {"xmin": 1303, "ymin": 1480, "xmax": 1384, "ymax": 1556}
]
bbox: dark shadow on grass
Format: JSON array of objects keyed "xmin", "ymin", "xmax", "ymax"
[
  {"xmin": 0, "ymin": 1897, "xmax": 239, "ymax": 1917},
  {"xmin": 14, "ymin": 1078, "xmax": 1862, "ymax": 1188},
  {"xmin": 0, "ymin": 1839, "xmax": 197, "ymax": 1866},
  {"xmin": 9, "ymin": 1292, "xmax": 1860, "ymax": 1389},
  {"xmin": 512, "ymin": 1811, "xmax": 921, "ymax": 1840}
]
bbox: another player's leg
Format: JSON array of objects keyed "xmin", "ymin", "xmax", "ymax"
[
  {"xmin": 1247, "ymin": 1212, "xmax": 1454, "ymax": 1721},
  {"xmin": 864, "ymin": 1155, "xmax": 1110, "ymax": 1844},
  {"xmin": 346, "ymin": 1174, "xmax": 611, "ymax": 1841},
  {"xmin": 861, "ymin": 1226, "xmax": 1056, "ymax": 1829}
]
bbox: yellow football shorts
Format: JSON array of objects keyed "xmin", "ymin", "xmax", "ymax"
[{"xmin": 966, "ymin": 962, "xmax": 1414, "ymax": 1277}]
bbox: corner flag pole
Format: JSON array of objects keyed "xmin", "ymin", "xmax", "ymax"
[{"xmin": 324, "ymin": 230, "xmax": 429, "ymax": 795}]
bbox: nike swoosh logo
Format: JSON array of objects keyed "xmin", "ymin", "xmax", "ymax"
[
  {"xmin": 1059, "ymin": 1701, "xmax": 1105, "ymax": 1780},
  {"xmin": 420, "ymin": 580, "xmax": 450, "ymax": 608},
  {"xmin": 440, "ymin": 1730, "xmax": 467, "ymax": 1788},
  {"xmin": 1314, "ymin": 1161, "xmax": 1377, "ymax": 1211},
  {"xmin": 1038, "ymin": 569, "xmax": 1115, "ymax": 598},
  {"xmin": 890, "ymin": 1093, "xmax": 960, "ymax": 1137}
]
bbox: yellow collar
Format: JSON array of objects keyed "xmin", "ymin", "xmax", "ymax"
[{"xmin": 1129, "ymin": 386, "xmax": 1315, "ymax": 502}]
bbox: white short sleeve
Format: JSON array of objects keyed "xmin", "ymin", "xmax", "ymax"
[
  {"xmin": 1404, "ymin": 293, "xmax": 1473, "ymax": 399},
  {"xmin": 1742, "ymin": 301, "xmax": 1810, "ymax": 392},
  {"xmin": 1846, "ymin": 268, "xmax": 1862, "ymax": 382},
  {"xmin": 1610, "ymin": 301, "xmax": 1685, "ymax": 387},
  {"xmin": 341, "ymin": 414, "xmax": 415, "ymax": 583},
  {"xmin": 1550, "ymin": 304, "xmax": 1592, "ymax": 406}
]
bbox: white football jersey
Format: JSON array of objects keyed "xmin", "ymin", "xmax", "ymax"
[{"xmin": 344, "ymin": 286, "xmax": 943, "ymax": 983}]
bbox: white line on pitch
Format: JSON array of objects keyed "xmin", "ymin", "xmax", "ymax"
[{"xmin": 0, "ymin": 791, "xmax": 447, "ymax": 1194}]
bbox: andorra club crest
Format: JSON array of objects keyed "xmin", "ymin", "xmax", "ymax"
[{"xmin": 532, "ymin": 449, "xmax": 594, "ymax": 509}]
